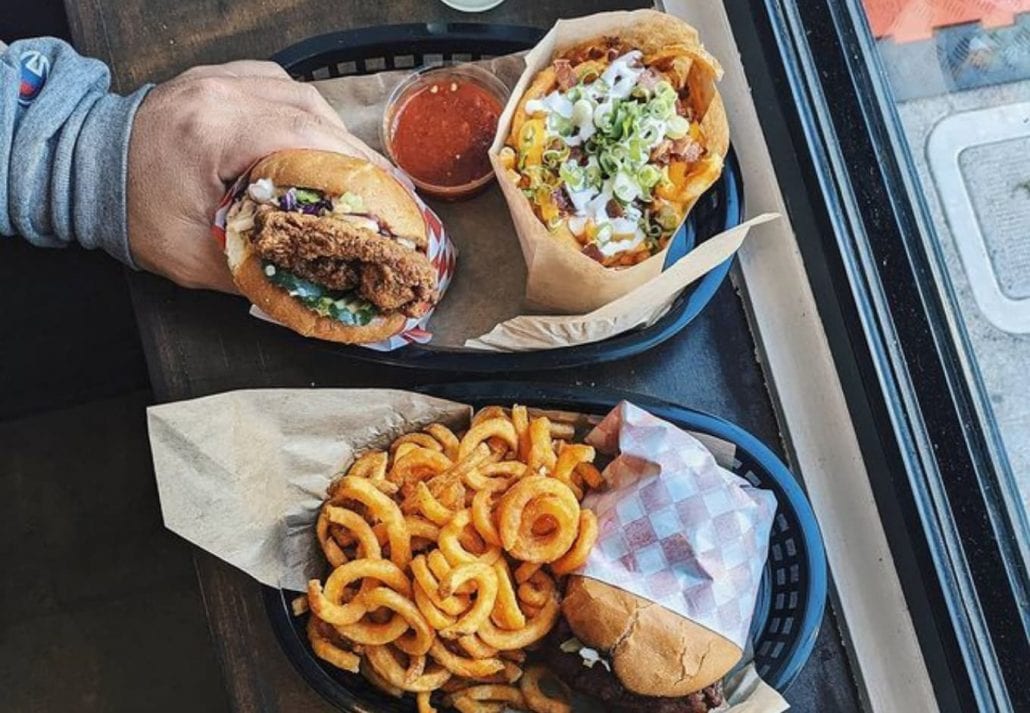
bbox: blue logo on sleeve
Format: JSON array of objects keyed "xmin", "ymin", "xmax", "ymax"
[{"xmin": 18, "ymin": 50, "xmax": 50, "ymax": 107}]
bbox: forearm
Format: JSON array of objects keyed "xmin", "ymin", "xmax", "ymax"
[{"xmin": 0, "ymin": 37, "xmax": 151, "ymax": 265}]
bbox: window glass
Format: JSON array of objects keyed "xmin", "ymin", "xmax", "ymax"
[{"xmin": 858, "ymin": 0, "xmax": 1030, "ymax": 564}]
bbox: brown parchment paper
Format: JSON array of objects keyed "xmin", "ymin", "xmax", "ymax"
[
  {"xmin": 466, "ymin": 213, "xmax": 778, "ymax": 350},
  {"xmin": 306, "ymin": 26, "xmax": 764, "ymax": 350},
  {"xmin": 488, "ymin": 9, "xmax": 730, "ymax": 313},
  {"xmin": 147, "ymin": 388, "xmax": 470, "ymax": 590},
  {"xmin": 147, "ymin": 388, "xmax": 787, "ymax": 711}
]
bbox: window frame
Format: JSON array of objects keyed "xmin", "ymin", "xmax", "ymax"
[{"xmin": 731, "ymin": 0, "xmax": 1030, "ymax": 710}]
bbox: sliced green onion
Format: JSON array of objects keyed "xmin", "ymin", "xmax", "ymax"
[
  {"xmin": 638, "ymin": 164, "xmax": 663, "ymax": 189},
  {"xmin": 550, "ymin": 115, "xmax": 574, "ymax": 136},
  {"xmin": 666, "ymin": 115, "xmax": 690, "ymax": 140},
  {"xmin": 572, "ymin": 98, "xmax": 593, "ymax": 126},
  {"xmin": 638, "ymin": 119, "xmax": 664, "ymax": 145},
  {"xmin": 612, "ymin": 171, "xmax": 639, "ymax": 203},
  {"xmin": 559, "ymin": 161, "xmax": 586, "ymax": 191},
  {"xmin": 626, "ymin": 138, "xmax": 648, "ymax": 165},
  {"xmin": 655, "ymin": 81, "xmax": 676, "ymax": 102},
  {"xmin": 543, "ymin": 146, "xmax": 568, "ymax": 168},
  {"xmin": 656, "ymin": 204, "xmax": 681, "ymax": 231},
  {"xmin": 598, "ymin": 151, "xmax": 620, "ymax": 176},
  {"xmin": 653, "ymin": 96, "xmax": 676, "ymax": 120}
]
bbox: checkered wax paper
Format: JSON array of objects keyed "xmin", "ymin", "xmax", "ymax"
[
  {"xmin": 580, "ymin": 402, "xmax": 777, "ymax": 650},
  {"xmin": 212, "ymin": 161, "xmax": 457, "ymax": 352}
]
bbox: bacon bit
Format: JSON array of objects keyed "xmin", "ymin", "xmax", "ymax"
[
  {"xmin": 560, "ymin": 37, "xmax": 628, "ymax": 66},
  {"xmin": 672, "ymin": 136, "xmax": 704, "ymax": 163},
  {"xmin": 605, "ymin": 199, "xmax": 624, "ymax": 218},
  {"xmin": 553, "ymin": 59, "xmax": 577, "ymax": 91},
  {"xmin": 569, "ymin": 146, "xmax": 587, "ymax": 165},
  {"xmin": 581, "ymin": 244, "xmax": 605, "ymax": 263},
  {"xmin": 583, "ymin": 37, "xmax": 619, "ymax": 62},
  {"xmin": 552, "ymin": 188, "xmax": 574, "ymax": 213},
  {"xmin": 637, "ymin": 68, "xmax": 663, "ymax": 92},
  {"xmin": 602, "ymin": 36, "xmax": 623, "ymax": 61},
  {"xmin": 677, "ymin": 92, "xmax": 695, "ymax": 121},
  {"xmin": 650, "ymin": 139, "xmax": 675, "ymax": 165}
]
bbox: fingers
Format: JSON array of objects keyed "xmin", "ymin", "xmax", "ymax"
[
  {"xmin": 175, "ymin": 63, "xmax": 344, "ymax": 129},
  {"xmin": 231, "ymin": 77, "xmax": 346, "ymax": 129},
  {"xmin": 129, "ymin": 64, "xmax": 368, "ymax": 296},
  {"xmin": 177, "ymin": 60, "xmax": 291, "ymax": 81},
  {"xmin": 200, "ymin": 244, "xmax": 240, "ymax": 294},
  {"xmin": 182, "ymin": 230, "xmax": 239, "ymax": 295},
  {"xmin": 130, "ymin": 215, "xmax": 239, "ymax": 295},
  {"xmin": 216, "ymin": 108, "xmax": 360, "ymax": 183}
]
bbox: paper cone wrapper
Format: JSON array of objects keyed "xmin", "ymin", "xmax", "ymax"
[
  {"xmin": 465, "ymin": 214, "xmax": 777, "ymax": 350},
  {"xmin": 580, "ymin": 401, "xmax": 777, "ymax": 650},
  {"xmin": 212, "ymin": 135, "xmax": 457, "ymax": 351},
  {"xmin": 489, "ymin": 9, "xmax": 731, "ymax": 313}
]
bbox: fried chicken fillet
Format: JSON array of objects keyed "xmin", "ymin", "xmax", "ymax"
[{"xmin": 253, "ymin": 210, "xmax": 437, "ymax": 317}]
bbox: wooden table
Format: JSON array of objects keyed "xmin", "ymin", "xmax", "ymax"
[{"xmin": 65, "ymin": 1, "xmax": 862, "ymax": 711}]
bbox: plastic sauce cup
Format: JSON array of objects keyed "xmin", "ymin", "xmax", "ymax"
[{"xmin": 382, "ymin": 64, "xmax": 510, "ymax": 202}]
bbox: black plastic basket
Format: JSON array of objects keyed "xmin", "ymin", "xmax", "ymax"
[
  {"xmin": 271, "ymin": 24, "xmax": 743, "ymax": 372},
  {"xmin": 264, "ymin": 382, "xmax": 827, "ymax": 713}
]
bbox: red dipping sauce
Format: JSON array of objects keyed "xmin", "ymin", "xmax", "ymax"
[{"xmin": 383, "ymin": 66, "xmax": 508, "ymax": 201}]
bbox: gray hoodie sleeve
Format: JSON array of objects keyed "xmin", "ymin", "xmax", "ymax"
[{"xmin": 0, "ymin": 37, "xmax": 152, "ymax": 266}]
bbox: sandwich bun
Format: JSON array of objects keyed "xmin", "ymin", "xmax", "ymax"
[{"xmin": 561, "ymin": 576, "xmax": 742, "ymax": 698}]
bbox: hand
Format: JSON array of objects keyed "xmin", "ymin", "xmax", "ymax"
[{"xmin": 126, "ymin": 60, "xmax": 358, "ymax": 292}]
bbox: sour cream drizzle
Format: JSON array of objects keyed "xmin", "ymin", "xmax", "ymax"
[{"xmin": 523, "ymin": 50, "xmax": 674, "ymax": 257}]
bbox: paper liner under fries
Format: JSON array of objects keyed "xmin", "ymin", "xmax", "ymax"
[
  {"xmin": 489, "ymin": 9, "xmax": 731, "ymax": 313},
  {"xmin": 211, "ymin": 136, "xmax": 457, "ymax": 352},
  {"xmin": 581, "ymin": 402, "xmax": 776, "ymax": 651}
]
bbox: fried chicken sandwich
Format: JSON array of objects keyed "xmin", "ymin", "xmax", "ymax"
[{"xmin": 224, "ymin": 149, "xmax": 438, "ymax": 343}]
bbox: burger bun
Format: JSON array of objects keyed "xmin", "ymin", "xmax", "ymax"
[{"xmin": 561, "ymin": 576, "xmax": 742, "ymax": 698}]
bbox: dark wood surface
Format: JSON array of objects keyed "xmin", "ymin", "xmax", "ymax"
[
  {"xmin": 65, "ymin": 1, "xmax": 862, "ymax": 711},
  {"xmin": 0, "ymin": 392, "xmax": 229, "ymax": 713},
  {"xmin": 66, "ymin": 0, "xmax": 652, "ymax": 92}
]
